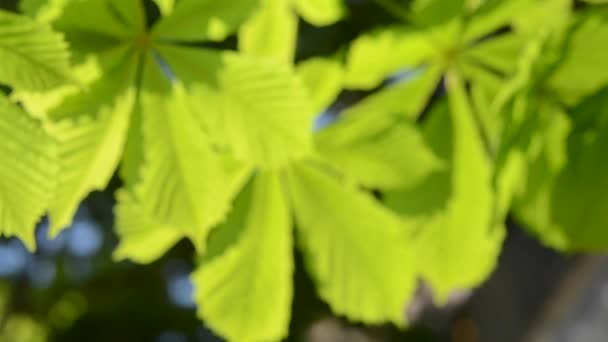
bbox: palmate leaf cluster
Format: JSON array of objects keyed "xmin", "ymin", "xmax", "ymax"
[{"xmin": 1, "ymin": 0, "xmax": 608, "ymax": 340}]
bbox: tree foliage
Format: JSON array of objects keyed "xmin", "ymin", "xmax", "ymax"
[{"xmin": 1, "ymin": 0, "xmax": 608, "ymax": 340}]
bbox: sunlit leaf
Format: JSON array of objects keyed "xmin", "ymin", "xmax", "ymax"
[
  {"xmin": 238, "ymin": 0, "xmax": 297, "ymax": 64},
  {"xmin": 461, "ymin": 33, "xmax": 527, "ymax": 77},
  {"xmin": 548, "ymin": 11, "xmax": 608, "ymax": 105},
  {"xmin": 411, "ymin": 0, "xmax": 465, "ymax": 26},
  {"xmin": 46, "ymin": 55, "xmax": 138, "ymax": 236},
  {"xmin": 511, "ymin": 0, "xmax": 570, "ymax": 33},
  {"xmin": 153, "ymin": 0, "xmax": 175, "ymax": 16},
  {"xmin": 293, "ymin": 0, "xmax": 346, "ymax": 26},
  {"xmin": 128, "ymin": 77, "xmax": 250, "ymax": 251},
  {"xmin": 19, "ymin": 0, "xmax": 67, "ymax": 23},
  {"xmin": 345, "ymin": 26, "xmax": 436, "ymax": 89},
  {"xmin": 154, "ymin": 43, "xmax": 223, "ymax": 87},
  {"xmin": 387, "ymin": 72, "xmax": 504, "ymax": 301},
  {"xmin": 153, "ymin": 0, "xmax": 260, "ymax": 42},
  {"xmin": 287, "ymin": 162, "xmax": 415, "ymax": 324},
  {"xmin": 113, "ymin": 189, "xmax": 183, "ymax": 263},
  {"xmin": 296, "ymin": 58, "xmax": 343, "ymax": 114},
  {"xmin": 54, "ymin": 0, "xmax": 145, "ymax": 48},
  {"xmin": 210, "ymin": 54, "xmax": 314, "ymax": 168},
  {"xmin": 193, "ymin": 172, "xmax": 292, "ymax": 341},
  {"xmin": 0, "ymin": 94, "xmax": 56, "ymax": 249},
  {"xmin": 315, "ymin": 68, "xmax": 444, "ymax": 190},
  {"xmin": 462, "ymin": 0, "xmax": 531, "ymax": 43},
  {"xmin": 0, "ymin": 10, "xmax": 73, "ymax": 91}
]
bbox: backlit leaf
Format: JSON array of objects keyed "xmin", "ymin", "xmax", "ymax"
[
  {"xmin": 296, "ymin": 58, "xmax": 344, "ymax": 114},
  {"xmin": 386, "ymin": 72, "xmax": 504, "ymax": 301},
  {"xmin": 153, "ymin": 0, "xmax": 260, "ymax": 42},
  {"xmin": 0, "ymin": 94, "xmax": 56, "ymax": 249},
  {"xmin": 548, "ymin": 12, "xmax": 608, "ymax": 105},
  {"xmin": 129, "ymin": 78, "xmax": 250, "ymax": 251},
  {"xmin": 193, "ymin": 172, "xmax": 292, "ymax": 341},
  {"xmin": 287, "ymin": 162, "xmax": 415, "ymax": 324},
  {"xmin": 0, "ymin": 10, "xmax": 73, "ymax": 91},
  {"xmin": 293, "ymin": 0, "xmax": 346, "ymax": 26},
  {"xmin": 315, "ymin": 69, "xmax": 444, "ymax": 190},
  {"xmin": 46, "ymin": 55, "xmax": 138, "ymax": 236},
  {"xmin": 345, "ymin": 26, "xmax": 436, "ymax": 89},
  {"xmin": 238, "ymin": 0, "xmax": 297, "ymax": 64},
  {"xmin": 212, "ymin": 54, "xmax": 314, "ymax": 168}
]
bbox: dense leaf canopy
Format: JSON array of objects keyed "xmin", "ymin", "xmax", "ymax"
[{"xmin": 1, "ymin": 0, "xmax": 608, "ymax": 341}]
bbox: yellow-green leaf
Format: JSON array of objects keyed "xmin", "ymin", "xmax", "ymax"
[
  {"xmin": 0, "ymin": 10, "xmax": 73, "ymax": 91},
  {"xmin": 287, "ymin": 162, "xmax": 415, "ymax": 324},
  {"xmin": 46, "ymin": 56, "xmax": 137, "ymax": 236},
  {"xmin": 153, "ymin": 0, "xmax": 260, "ymax": 42},
  {"xmin": 293, "ymin": 0, "xmax": 346, "ymax": 26},
  {"xmin": 0, "ymin": 94, "xmax": 56, "ymax": 249},
  {"xmin": 296, "ymin": 58, "xmax": 344, "ymax": 114},
  {"xmin": 193, "ymin": 172, "xmax": 293, "ymax": 341},
  {"xmin": 238, "ymin": 0, "xmax": 297, "ymax": 64}
]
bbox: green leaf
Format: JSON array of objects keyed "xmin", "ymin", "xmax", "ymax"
[
  {"xmin": 153, "ymin": 0, "xmax": 260, "ymax": 42},
  {"xmin": 462, "ymin": 0, "xmax": 531, "ymax": 43},
  {"xmin": 130, "ymin": 79, "xmax": 251, "ymax": 251},
  {"xmin": 119, "ymin": 50, "xmax": 176, "ymax": 186},
  {"xmin": 411, "ymin": 0, "xmax": 465, "ymax": 27},
  {"xmin": 462, "ymin": 66, "xmax": 503, "ymax": 148},
  {"xmin": 154, "ymin": 44, "xmax": 223, "ymax": 87},
  {"xmin": 293, "ymin": 0, "xmax": 346, "ymax": 26},
  {"xmin": 193, "ymin": 172, "xmax": 293, "ymax": 342},
  {"xmin": 516, "ymin": 89, "xmax": 608, "ymax": 250},
  {"xmin": 54, "ymin": 0, "xmax": 145, "ymax": 46},
  {"xmin": 0, "ymin": 94, "xmax": 56, "ymax": 250},
  {"xmin": 238, "ymin": 0, "xmax": 344, "ymax": 61},
  {"xmin": 113, "ymin": 57, "xmax": 179, "ymax": 263},
  {"xmin": 385, "ymin": 101, "xmax": 453, "ymax": 217},
  {"xmin": 153, "ymin": 0, "xmax": 175, "ymax": 16},
  {"xmin": 112, "ymin": 189, "xmax": 182, "ymax": 263},
  {"xmin": 314, "ymin": 69, "xmax": 444, "ymax": 190},
  {"xmin": 157, "ymin": 50, "xmax": 314, "ymax": 169},
  {"xmin": 0, "ymin": 10, "xmax": 73, "ymax": 91},
  {"xmin": 296, "ymin": 58, "xmax": 343, "ymax": 114},
  {"xmin": 344, "ymin": 64, "xmax": 443, "ymax": 121},
  {"xmin": 495, "ymin": 150, "xmax": 526, "ymax": 220},
  {"xmin": 317, "ymin": 118, "xmax": 443, "ymax": 191},
  {"xmin": 482, "ymin": 36, "xmax": 548, "ymax": 216},
  {"xmin": 461, "ymin": 32, "xmax": 527, "ymax": 77},
  {"xmin": 238, "ymin": 0, "xmax": 298, "ymax": 64},
  {"xmin": 511, "ymin": 0, "xmax": 570, "ymax": 34},
  {"xmin": 46, "ymin": 55, "xmax": 138, "ymax": 236},
  {"xmin": 429, "ymin": 72, "xmax": 503, "ymax": 299},
  {"xmin": 19, "ymin": 0, "xmax": 67, "ymax": 23},
  {"xmin": 512, "ymin": 101, "xmax": 572, "ymax": 248},
  {"xmin": 459, "ymin": 32, "xmax": 540, "ymax": 152},
  {"xmin": 345, "ymin": 26, "xmax": 436, "ymax": 89},
  {"xmin": 548, "ymin": 12, "xmax": 608, "ymax": 105},
  {"xmin": 119, "ymin": 94, "xmax": 144, "ymax": 185},
  {"xmin": 286, "ymin": 162, "xmax": 415, "ymax": 325},
  {"xmin": 13, "ymin": 45, "xmax": 132, "ymax": 120},
  {"xmin": 387, "ymin": 72, "xmax": 504, "ymax": 301},
  {"xmin": 547, "ymin": 93, "xmax": 608, "ymax": 251},
  {"xmin": 211, "ymin": 54, "xmax": 314, "ymax": 168}
]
